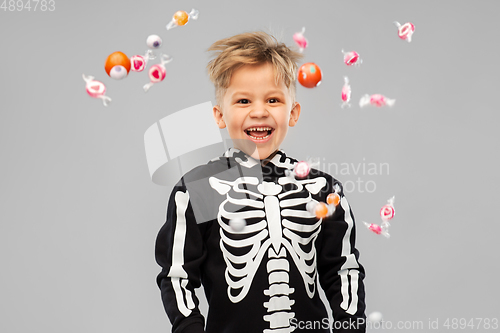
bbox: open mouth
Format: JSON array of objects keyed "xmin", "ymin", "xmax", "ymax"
[{"xmin": 244, "ymin": 126, "xmax": 274, "ymax": 141}]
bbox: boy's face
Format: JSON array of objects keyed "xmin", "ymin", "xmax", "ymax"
[{"xmin": 213, "ymin": 62, "xmax": 300, "ymax": 160}]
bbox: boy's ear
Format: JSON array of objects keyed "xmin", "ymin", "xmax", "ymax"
[
  {"xmin": 288, "ymin": 102, "xmax": 301, "ymax": 127},
  {"xmin": 213, "ymin": 105, "xmax": 226, "ymax": 129}
]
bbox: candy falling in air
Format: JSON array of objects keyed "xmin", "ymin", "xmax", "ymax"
[
  {"xmin": 82, "ymin": 74, "xmax": 112, "ymax": 106},
  {"xmin": 294, "ymin": 161, "xmax": 311, "ymax": 178},
  {"xmin": 286, "ymin": 159, "xmax": 321, "ymax": 179},
  {"xmin": 380, "ymin": 196, "xmax": 395, "ymax": 221},
  {"xmin": 130, "ymin": 50, "xmax": 154, "ymax": 72},
  {"xmin": 298, "ymin": 62, "xmax": 322, "ymax": 88},
  {"xmin": 394, "ymin": 21, "xmax": 415, "ymax": 42},
  {"xmin": 143, "ymin": 54, "xmax": 173, "ymax": 92},
  {"xmin": 146, "ymin": 35, "xmax": 162, "ymax": 49},
  {"xmin": 229, "ymin": 218, "xmax": 246, "ymax": 232},
  {"xmin": 293, "ymin": 27, "xmax": 308, "ymax": 52},
  {"xmin": 341, "ymin": 76, "xmax": 351, "ymax": 108},
  {"xmin": 364, "ymin": 222, "xmax": 390, "ymax": 238},
  {"xmin": 367, "ymin": 311, "xmax": 383, "ymax": 325},
  {"xmin": 342, "ymin": 50, "xmax": 362, "ymax": 66},
  {"xmin": 327, "ymin": 193, "xmax": 341, "ymax": 207},
  {"xmin": 359, "ymin": 94, "xmax": 396, "ymax": 108},
  {"xmin": 104, "ymin": 51, "xmax": 131, "ymax": 80},
  {"xmin": 306, "ymin": 201, "xmax": 318, "ymax": 215},
  {"xmin": 315, "ymin": 202, "xmax": 329, "ymax": 219},
  {"xmin": 166, "ymin": 9, "xmax": 199, "ymax": 30}
]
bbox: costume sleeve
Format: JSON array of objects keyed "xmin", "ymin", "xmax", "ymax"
[
  {"xmin": 317, "ymin": 182, "xmax": 366, "ymax": 333},
  {"xmin": 155, "ymin": 182, "xmax": 207, "ymax": 333}
]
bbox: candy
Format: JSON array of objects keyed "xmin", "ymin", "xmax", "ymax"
[
  {"xmin": 229, "ymin": 218, "xmax": 246, "ymax": 232},
  {"xmin": 298, "ymin": 62, "xmax": 322, "ymax": 88},
  {"xmin": 363, "ymin": 196, "xmax": 396, "ymax": 238},
  {"xmin": 367, "ymin": 311, "xmax": 383, "ymax": 324},
  {"xmin": 82, "ymin": 74, "xmax": 112, "ymax": 106},
  {"xmin": 380, "ymin": 196, "xmax": 395, "ymax": 221},
  {"xmin": 166, "ymin": 9, "xmax": 199, "ymax": 30},
  {"xmin": 130, "ymin": 50, "xmax": 154, "ymax": 72},
  {"xmin": 104, "ymin": 51, "xmax": 131, "ymax": 80},
  {"xmin": 143, "ymin": 54, "xmax": 173, "ymax": 92},
  {"xmin": 364, "ymin": 222, "xmax": 390, "ymax": 238},
  {"xmin": 315, "ymin": 202, "xmax": 329, "ymax": 219},
  {"xmin": 294, "ymin": 161, "xmax": 311, "ymax": 178},
  {"xmin": 327, "ymin": 193, "xmax": 340, "ymax": 207},
  {"xmin": 342, "ymin": 50, "xmax": 362, "ymax": 66},
  {"xmin": 341, "ymin": 76, "xmax": 351, "ymax": 108},
  {"xmin": 394, "ymin": 21, "xmax": 415, "ymax": 42},
  {"xmin": 146, "ymin": 34, "xmax": 162, "ymax": 49},
  {"xmin": 306, "ymin": 201, "xmax": 317, "ymax": 215},
  {"xmin": 285, "ymin": 159, "xmax": 321, "ymax": 179},
  {"xmin": 293, "ymin": 27, "xmax": 308, "ymax": 52},
  {"xmin": 359, "ymin": 94, "xmax": 395, "ymax": 108}
]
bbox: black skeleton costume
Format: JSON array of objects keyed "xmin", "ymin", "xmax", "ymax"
[{"xmin": 155, "ymin": 149, "xmax": 366, "ymax": 333}]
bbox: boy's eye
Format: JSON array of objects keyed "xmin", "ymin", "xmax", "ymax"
[
  {"xmin": 268, "ymin": 98, "xmax": 278, "ymax": 103},
  {"xmin": 238, "ymin": 99, "xmax": 249, "ymax": 104}
]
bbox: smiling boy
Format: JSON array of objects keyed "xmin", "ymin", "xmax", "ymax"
[{"xmin": 155, "ymin": 31, "xmax": 366, "ymax": 333}]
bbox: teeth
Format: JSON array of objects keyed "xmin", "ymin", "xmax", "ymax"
[
  {"xmin": 248, "ymin": 133, "xmax": 271, "ymax": 140},
  {"xmin": 245, "ymin": 127, "xmax": 273, "ymax": 132}
]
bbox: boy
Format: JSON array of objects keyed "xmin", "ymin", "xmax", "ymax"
[{"xmin": 155, "ymin": 31, "xmax": 366, "ymax": 333}]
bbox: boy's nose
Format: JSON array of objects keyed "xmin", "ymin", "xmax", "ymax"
[{"xmin": 249, "ymin": 103, "xmax": 269, "ymax": 117}]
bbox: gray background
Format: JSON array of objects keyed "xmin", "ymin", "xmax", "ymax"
[{"xmin": 1, "ymin": 0, "xmax": 499, "ymax": 332}]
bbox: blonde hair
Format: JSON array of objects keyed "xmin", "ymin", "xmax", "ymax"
[{"xmin": 207, "ymin": 31, "xmax": 303, "ymax": 107}]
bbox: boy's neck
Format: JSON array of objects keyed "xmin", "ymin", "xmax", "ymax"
[{"xmin": 260, "ymin": 150, "xmax": 279, "ymax": 166}]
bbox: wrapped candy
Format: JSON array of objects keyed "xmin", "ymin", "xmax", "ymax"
[
  {"xmin": 315, "ymin": 202, "xmax": 329, "ymax": 219},
  {"xmin": 359, "ymin": 94, "xmax": 395, "ymax": 108},
  {"xmin": 367, "ymin": 311, "xmax": 383, "ymax": 325},
  {"xmin": 82, "ymin": 74, "xmax": 111, "ymax": 106},
  {"xmin": 364, "ymin": 222, "xmax": 390, "ymax": 238},
  {"xmin": 364, "ymin": 196, "xmax": 396, "ymax": 238},
  {"xmin": 380, "ymin": 196, "xmax": 395, "ymax": 221},
  {"xmin": 306, "ymin": 184, "xmax": 341, "ymax": 220},
  {"xmin": 104, "ymin": 51, "xmax": 131, "ymax": 80},
  {"xmin": 146, "ymin": 34, "xmax": 162, "ymax": 49},
  {"xmin": 293, "ymin": 27, "xmax": 308, "ymax": 52},
  {"xmin": 143, "ymin": 54, "xmax": 173, "ymax": 92},
  {"xmin": 166, "ymin": 9, "xmax": 199, "ymax": 30},
  {"xmin": 285, "ymin": 159, "xmax": 320, "ymax": 179},
  {"xmin": 297, "ymin": 62, "xmax": 322, "ymax": 88},
  {"xmin": 394, "ymin": 21, "xmax": 415, "ymax": 42},
  {"xmin": 341, "ymin": 76, "xmax": 351, "ymax": 108},
  {"xmin": 342, "ymin": 49, "xmax": 362, "ymax": 66},
  {"xmin": 229, "ymin": 218, "xmax": 246, "ymax": 232},
  {"xmin": 130, "ymin": 50, "xmax": 154, "ymax": 72}
]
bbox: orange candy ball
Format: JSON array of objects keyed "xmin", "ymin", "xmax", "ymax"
[
  {"xmin": 315, "ymin": 202, "xmax": 329, "ymax": 219},
  {"xmin": 298, "ymin": 62, "xmax": 322, "ymax": 88},
  {"xmin": 174, "ymin": 11, "xmax": 189, "ymax": 26},
  {"xmin": 327, "ymin": 193, "xmax": 341, "ymax": 206},
  {"xmin": 105, "ymin": 51, "xmax": 131, "ymax": 79}
]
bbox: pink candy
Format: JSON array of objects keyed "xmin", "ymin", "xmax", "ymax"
[
  {"xmin": 364, "ymin": 222, "xmax": 390, "ymax": 238},
  {"xmin": 82, "ymin": 74, "xmax": 111, "ymax": 106},
  {"xmin": 341, "ymin": 76, "xmax": 351, "ymax": 108},
  {"xmin": 359, "ymin": 94, "xmax": 395, "ymax": 108},
  {"xmin": 286, "ymin": 159, "xmax": 320, "ymax": 179},
  {"xmin": 363, "ymin": 196, "xmax": 396, "ymax": 239},
  {"xmin": 342, "ymin": 50, "xmax": 362, "ymax": 66},
  {"xmin": 394, "ymin": 21, "xmax": 415, "ymax": 42},
  {"xmin": 293, "ymin": 27, "xmax": 308, "ymax": 52},
  {"xmin": 143, "ymin": 54, "xmax": 172, "ymax": 92},
  {"xmin": 294, "ymin": 161, "xmax": 311, "ymax": 178},
  {"xmin": 130, "ymin": 50, "xmax": 154, "ymax": 72}
]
